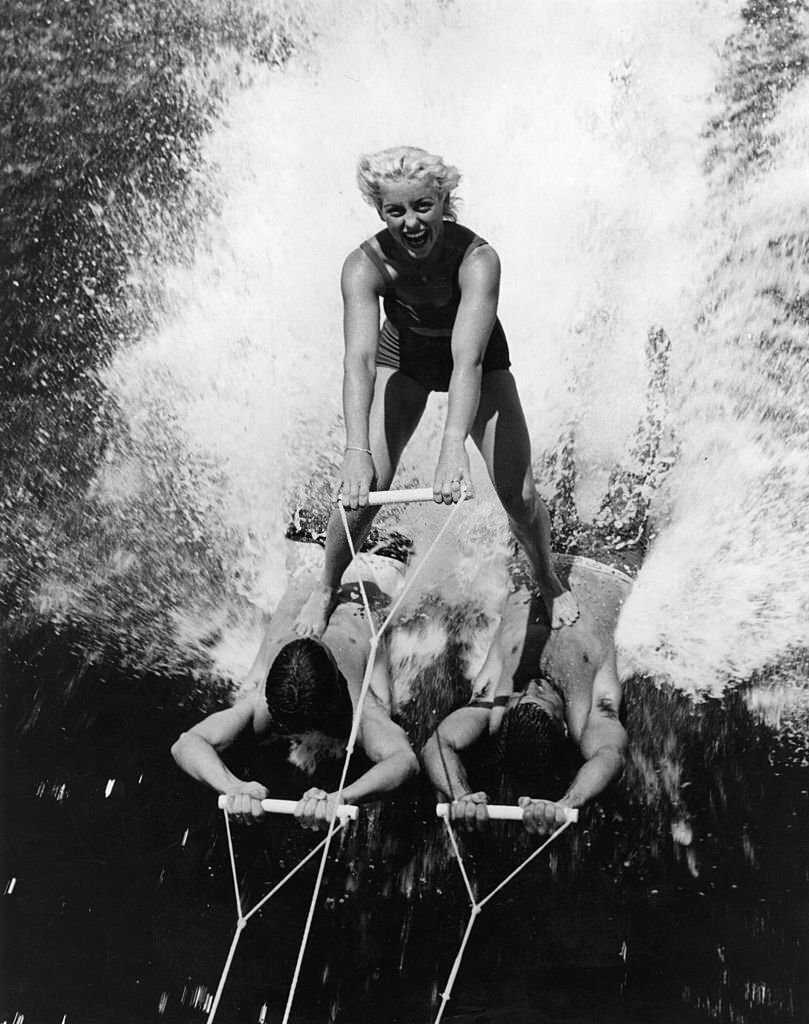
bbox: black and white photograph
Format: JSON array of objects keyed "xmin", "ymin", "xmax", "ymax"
[{"xmin": 3, "ymin": 2, "xmax": 808, "ymax": 1022}]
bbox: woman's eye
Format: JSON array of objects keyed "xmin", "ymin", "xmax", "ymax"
[{"xmin": 384, "ymin": 207, "xmax": 404, "ymax": 217}]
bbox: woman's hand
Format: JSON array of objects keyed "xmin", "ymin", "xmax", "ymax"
[
  {"xmin": 333, "ymin": 449, "xmax": 376, "ymax": 509},
  {"xmin": 433, "ymin": 439, "xmax": 473, "ymax": 504}
]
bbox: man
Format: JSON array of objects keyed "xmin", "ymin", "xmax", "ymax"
[
  {"xmin": 421, "ymin": 558, "xmax": 629, "ymax": 834},
  {"xmin": 172, "ymin": 576, "xmax": 418, "ymax": 830}
]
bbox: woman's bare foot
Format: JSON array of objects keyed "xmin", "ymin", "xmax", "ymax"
[
  {"xmin": 294, "ymin": 584, "xmax": 339, "ymax": 638},
  {"xmin": 550, "ymin": 589, "xmax": 579, "ymax": 630}
]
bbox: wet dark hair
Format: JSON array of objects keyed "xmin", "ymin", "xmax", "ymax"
[
  {"xmin": 496, "ymin": 693, "xmax": 568, "ymax": 793},
  {"xmin": 265, "ymin": 639, "xmax": 353, "ymax": 739}
]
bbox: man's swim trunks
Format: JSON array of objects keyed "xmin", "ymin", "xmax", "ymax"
[{"xmin": 359, "ymin": 222, "xmax": 511, "ymax": 393}]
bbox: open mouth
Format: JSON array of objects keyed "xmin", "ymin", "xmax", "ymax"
[{"xmin": 402, "ymin": 228, "xmax": 430, "ymax": 252}]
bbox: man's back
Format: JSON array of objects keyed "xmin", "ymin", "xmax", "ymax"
[
  {"xmin": 499, "ymin": 557, "xmax": 632, "ymax": 737},
  {"xmin": 247, "ymin": 577, "xmax": 386, "ymax": 732}
]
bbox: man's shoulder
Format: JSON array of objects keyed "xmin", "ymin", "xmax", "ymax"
[{"xmin": 246, "ymin": 684, "xmax": 275, "ymax": 737}]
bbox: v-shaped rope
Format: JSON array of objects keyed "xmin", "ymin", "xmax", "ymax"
[
  {"xmin": 433, "ymin": 806, "xmax": 577, "ymax": 1023},
  {"xmin": 204, "ymin": 487, "xmax": 470, "ymax": 1024},
  {"xmin": 203, "ymin": 811, "xmax": 350, "ymax": 1023}
]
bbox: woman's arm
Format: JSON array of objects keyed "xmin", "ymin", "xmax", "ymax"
[
  {"xmin": 434, "ymin": 245, "xmax": 501, "ymax": 503},
  {"xmin": 338, "ymin": 249, "xmax": 384, "ymax": 508}
]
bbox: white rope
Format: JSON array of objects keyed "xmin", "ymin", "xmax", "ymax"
[
  {"xmin": 281, "ymin": 491, "xmax": 470, "ymax": 1022},
  {"xmin": 434, "ymin": 814, "xmax": 575, "ymax": 1024},
  {"xmin": 223, "ymin": 804, "xmax": 243, "ymax": 920},
  {"xmin": 206, "ymin": 808, "xmax": 350, "ymax": 1024},
  {"xmin": 201, "ymin": 488, "xmax": 471, "ymax": 1024}
]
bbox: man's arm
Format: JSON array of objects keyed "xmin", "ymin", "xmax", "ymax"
[
  {"xmin": 350, "ymin": 652, "xmax": 419, "ymax": 800},
  {"xmin": 350, "ymin": 699, "xmax": 420, "ymax": 802},
  {"xmin": 295, "ymin": 657, "xmax": 419, "ymax": 830},
  {"xmin": 295, "ymin": 705, "xmax": 418, "ymax": 830},
  {"xmin": 421, "ymin": 705, "xmax": 491, "ymax": 799},
  {"xmin": 424, "ymin": 615, "xmax": 508, "ymax": 796},
  {"xmin": 563, "ymin": 650, "xmax": 627, "ymax": 807},
  {"xmin": 421, "ymin": 705, "xmax": 493, "ymax": 831},
  {"xmin": 171, "ymin": 696, "xmax": 269, "ymax": 821},
  {"xmin": 420, "ymin": 616, "xmax": 513, "ymax": 830},
  {"xmin": 521, "ymin": 650, "xmax": 627, "ymax": 834}
]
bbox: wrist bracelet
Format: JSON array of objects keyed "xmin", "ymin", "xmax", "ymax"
[{"xmin": 345, "ymin": 446, "xmax": 372, "ymax": 455}]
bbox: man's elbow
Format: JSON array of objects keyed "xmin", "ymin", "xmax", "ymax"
[
  {"xmin": 171, "ymin": 731, "xmax": 195, "ymax": 768},
  {"xmin": 401, "ymin": 748, "xmax": 420, "ymax": 782},
  {"xmin": 599, "ymin": 742, "xmax": 627, "ymax": 780},
  {"xmin": 421, "ymin": 728, "xmax": 459, "ymax": 766}
]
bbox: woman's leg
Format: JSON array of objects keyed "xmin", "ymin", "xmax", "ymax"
[
  {"xmin": 294, "ymin": 367, "xmax": 429, "ymax": 637},
  {"xmin": 471, "ymin": 370, "xmax": 579, "ymax": 629}
]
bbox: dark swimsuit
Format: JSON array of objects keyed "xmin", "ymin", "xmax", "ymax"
[{"xmin": 359, "ymin": 222, "xmax": 511, "ymax": 393}]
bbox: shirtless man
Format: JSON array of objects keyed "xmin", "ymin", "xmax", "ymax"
[
  {"xmin": 421, "ymin": 560, "xmax": 629, "ymax": 834},
  {"xmin": 171, "ymin": 577, "xmax": 418, "ymax": 830}
]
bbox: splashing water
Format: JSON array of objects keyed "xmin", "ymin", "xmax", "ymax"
[
  {"xmin": 16, "ymin": 0, "xmax": 809, "ymax": 702},
  {"xmin": 617, "ymin": 65, "xmax": 809, "ymax": 695}
]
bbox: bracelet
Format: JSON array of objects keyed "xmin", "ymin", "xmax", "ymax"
[{"xmin": 345, "ymin": 446, "xmax": 372, "ymax": 455}]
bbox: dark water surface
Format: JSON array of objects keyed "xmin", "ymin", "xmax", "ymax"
[{"xmin": 3, "ymin": 633, "xmax": 808, "ymax": 1024}]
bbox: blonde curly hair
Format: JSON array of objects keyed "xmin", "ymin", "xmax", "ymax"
[{"xmin": 356, "ymin": 146, "xmax": 461, "ymax": 221}]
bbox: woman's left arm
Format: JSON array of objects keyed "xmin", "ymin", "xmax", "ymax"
[{"xmin": 434, "ymin": 245, "xmax": 501, "ymax": 503}]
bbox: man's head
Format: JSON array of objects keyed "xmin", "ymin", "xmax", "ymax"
[
  {"xmin": 496, "ymin": 678, "xmax": 569, "ymax": 793},
  {"xmin": 265, "ymin": 638, "xmax": 353, "ymax": 741}
]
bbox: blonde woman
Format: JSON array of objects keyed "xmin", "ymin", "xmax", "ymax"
[{"xmin": 296, "ymin": 146, "xmax": 578, "ymax": 637}]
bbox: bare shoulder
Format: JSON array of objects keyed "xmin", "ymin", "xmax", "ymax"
[
  {"xmin": 188, "ymin": 690, "xmax": 262, "ymax": 747},
  {"xmin": 342, "ymin": 245, "xmax": 385, "ymax": 296},
  {"xmin": 460, "ymin": 241, "xmax": 500, "ymax": 280},
  {"xmin": 248, "ymin": 680, "xmax": 276, "ymax": 737},
  {"xmin": 458, "ymin": 243, "xmax": 500, "ymax": 304}
]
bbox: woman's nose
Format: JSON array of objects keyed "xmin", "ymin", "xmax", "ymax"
[{"xmin": 404, "ymin": 210, "xmax": 419, "ymax": 229}]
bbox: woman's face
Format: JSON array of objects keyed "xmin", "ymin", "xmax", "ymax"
[{"xmin": 378, "ymin": 179, "xmax": 445, "ymax": 260}]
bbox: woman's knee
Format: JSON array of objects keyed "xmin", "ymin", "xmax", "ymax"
[{"xmin": 495, "ymin": 473, "xmax": 540, "ymax": 524}]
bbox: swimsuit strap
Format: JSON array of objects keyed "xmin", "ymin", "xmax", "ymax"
[
  {"xmin": 462, "ymin": 234, "xmax": 488, "ymax": 261},
  {"xmin": 359, "ymin": 237, "xmax": 395, "ymax": 289}
]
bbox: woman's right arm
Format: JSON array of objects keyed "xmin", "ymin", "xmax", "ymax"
[{"xmin": 337, "ymin": 249, "xmax": 382, "ymax": 508}]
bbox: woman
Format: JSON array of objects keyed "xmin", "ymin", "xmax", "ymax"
[{"xmin": 295, "ymin": 146, "xmax": 578, "ymax": 637}]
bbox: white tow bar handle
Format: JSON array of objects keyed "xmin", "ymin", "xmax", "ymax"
[
  {"xmin": 217, "ymin": 795, "xmax": 359, "ymax": 821},
  {"xmin": 436, "ymin": 802, "xmax": 579, "ymax": 824},
  {"xmin": 338, "ymin": 486, "xmax": 472, "ymax": 506}
]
